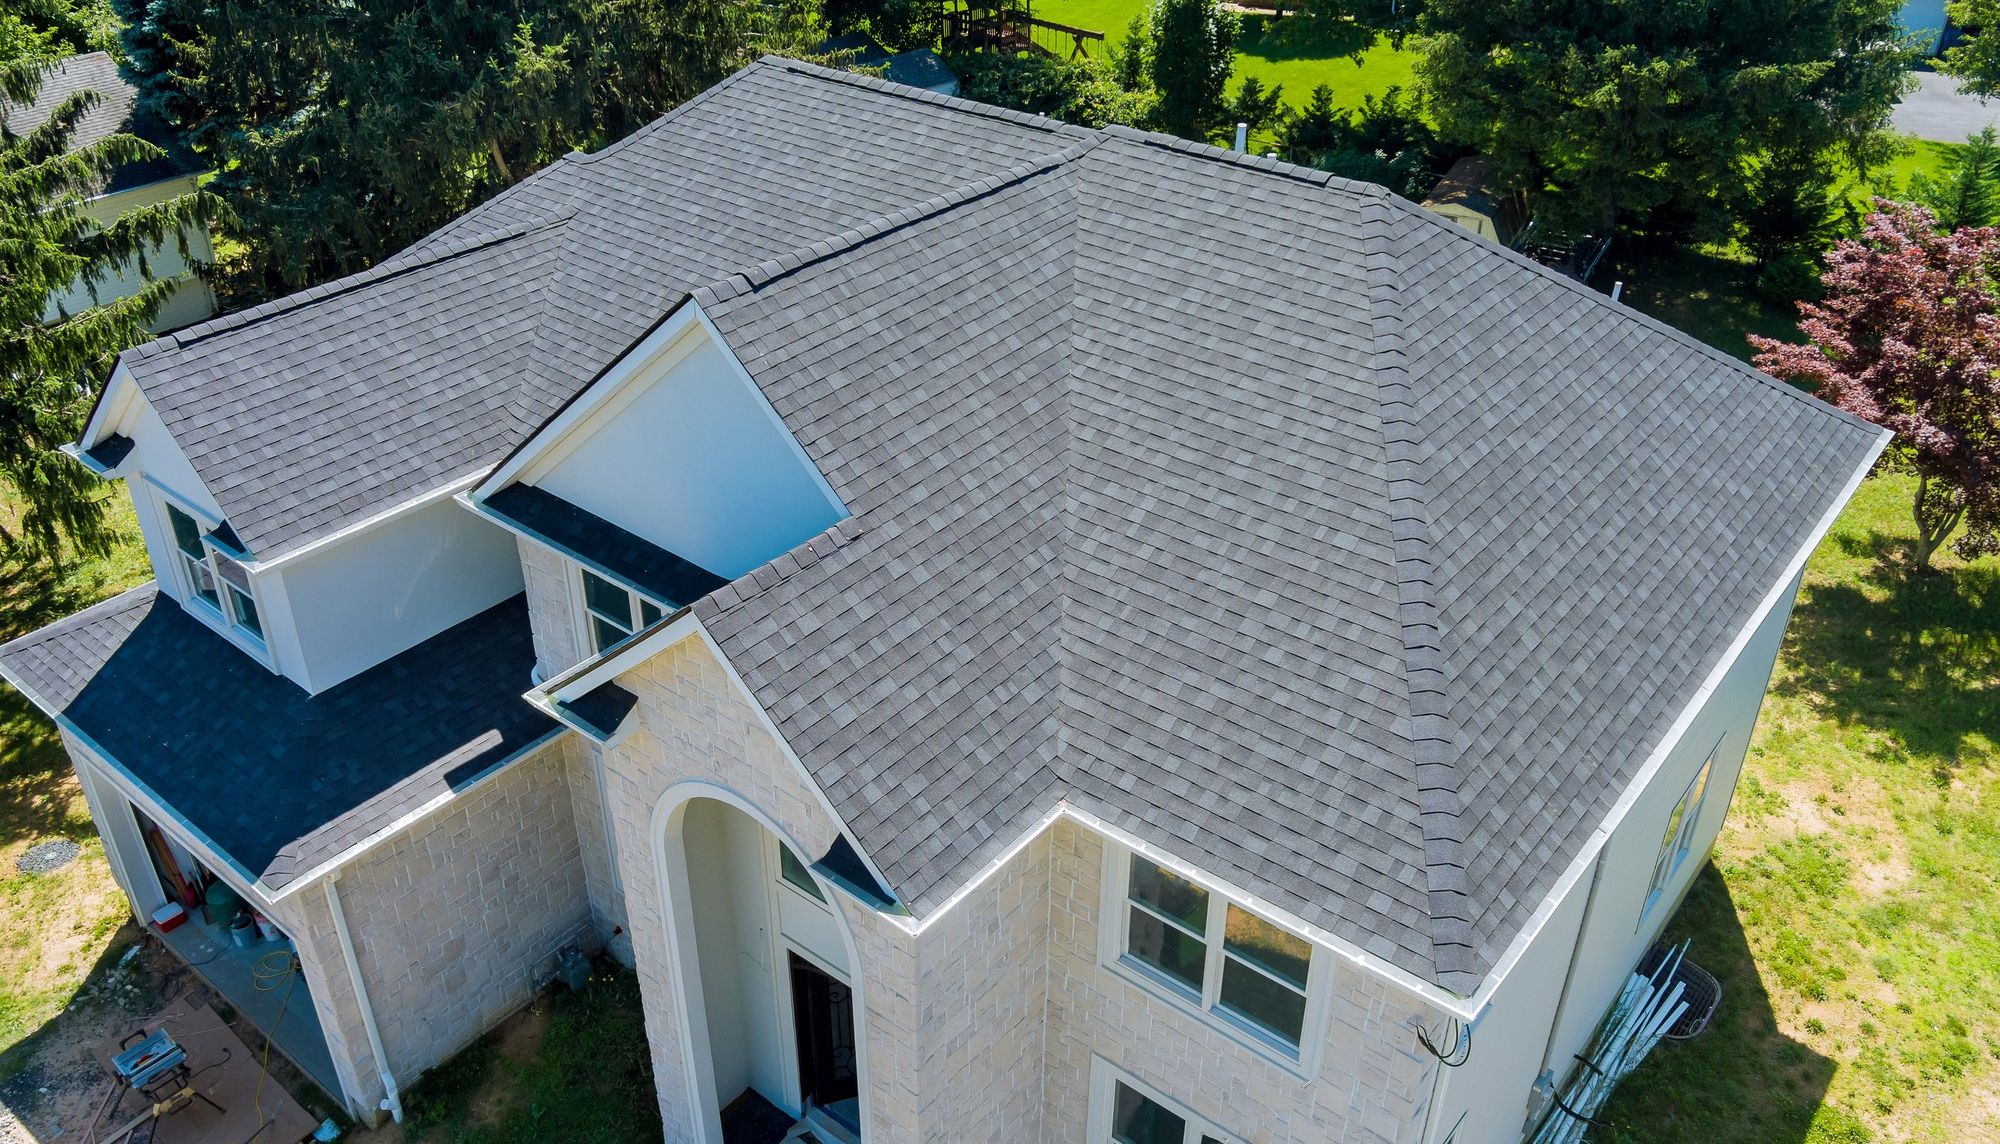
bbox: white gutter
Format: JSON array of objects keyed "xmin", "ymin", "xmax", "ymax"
[
  {"xmin": 325, "ymin": 871, "xmax": 404, "ymax": 1124},
  {"xmin": 244, "ymin": 469, "xmax": 487, "ymax": 573}
]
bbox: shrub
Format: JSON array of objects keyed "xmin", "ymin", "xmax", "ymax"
[{"xmin": 948, "ymin": 52, "xmax": 1154, "ymax": 128}]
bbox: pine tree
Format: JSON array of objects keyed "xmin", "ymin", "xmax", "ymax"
[
  {"xmin": 1146, "ymin": 0, "xmax": 1237, "ymax": 140},
  {"xmin": 0, "ymin": 59, "xmax": 227, "ymax": 564},
  {"xmin": 110, "ymin": 0, "xmax": 204, "ymax": 166},
  {"xmin": 1909, "ymin": 126, "xmax": 2000, "ymax": 232}
]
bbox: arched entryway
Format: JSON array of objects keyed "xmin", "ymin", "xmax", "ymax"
[{"xmin": 657, "ymin": 787, "xmax": 868, "ymax": 1144}]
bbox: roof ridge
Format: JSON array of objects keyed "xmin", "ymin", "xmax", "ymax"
[
  {"xmin": 567, "ymin": 58, "xmax": 779, "ymax": 167},
  {"xmin": 1096, "ymin": 124, "xmax": 1393, "ymax": 198},
  {"xmin": 762, "ymin": 55, "xmax": 1095, "ymax": 140},
  {"xmin": 1364, "ymin": 195, "xmax": 1473, "ymax": 988},
  {"xmin": 122, "ymin": 212, "xmax": 575, "ymax": 363},
  {"xmin": 1373, "ymin": 191, "xmax": 1885, "ymax": 440},
  {"xmin": 693, "ymin": 138, "xmax": 1099, "ymax": 307}
]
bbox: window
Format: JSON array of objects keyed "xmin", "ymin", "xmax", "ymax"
[
  {"xmin": 163, "ymin": 500, "xmax": 264, "ymax": 646},
  {"xmin": 1115, "ymin": 852, "xmax": 1315, "ymax": 1052},
  {"xmin": 778, "ymin": 840, "xmax": 826, "ymax": 902},
  {"xmin": 166, "ymin": 504, "xmax": 218, "ymax": 609},
  {"xmin": 1645, "ymin": 753, "xmax": 1717, "ymax": 913},
  {"xmin": 1089, "ymin": 1062, "xmax": 1236, "ymax": 1144},
  {"xmin": 581, "ymin": 568, "xmax": 664, "ymax": 654}
]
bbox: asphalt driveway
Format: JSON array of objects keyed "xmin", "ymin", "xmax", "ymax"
[{"xmin": 1893, "ymin": 70, "xmax": 2000, "ymax": 142}]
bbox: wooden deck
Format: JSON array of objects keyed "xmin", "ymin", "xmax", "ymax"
[{"xmin": 943, "ymin": 1, "xmax": 1106, "ymax": 59}]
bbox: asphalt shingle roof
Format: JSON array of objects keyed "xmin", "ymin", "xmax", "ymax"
[
  {"xmin": 1, "ymin": 51, "xmax": 188, "ymax": 191},
  {"xmin": 0, "ymin": 588, "xmax": 556, "ymax": 890},
  {"xmin": 64, "ymin": 58, "xmax": 1886, "ymax": 993},
  {"xmin": 680, "ymin": 111, "xmax": 1886, "ymax": 991}
]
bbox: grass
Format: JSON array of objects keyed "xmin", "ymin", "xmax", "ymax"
[
  {"xmin": 1598, "ymin": 471, "xmax": 2000, "ymax": 1143},
  {"xmin": 1029, "ymin": 0, "xmax": 1418, "ymax": 114},
  {"xmin": 399, "ymin": 966, "xmax": 663, "ymax": 1144},
  {"xmin": 0, "ymin": 489, "xmax": 152, "ymax": 1055}
]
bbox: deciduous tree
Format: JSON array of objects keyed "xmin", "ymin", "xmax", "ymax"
[{"xmin": 1752, "ymin": 203, "xmax": 2000, "ymax": 568}]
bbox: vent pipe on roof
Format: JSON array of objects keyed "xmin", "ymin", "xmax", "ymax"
[{"xmin": 1234, "ymin": 122, "xmax": 1248, "ymax": 153}]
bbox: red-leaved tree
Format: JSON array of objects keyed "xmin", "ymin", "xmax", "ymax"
[{"xmin": 1752, "ymin": 201, "xmax": 2000, "ymax": 569}]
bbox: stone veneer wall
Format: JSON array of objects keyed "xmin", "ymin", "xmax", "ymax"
[
  {"xmin": 1041, "ymin": 818, "xmax": 1441, "ymax": 1143},
  {"xmin": 597, "ymin": 632, "xmax": 1446, "ymax": 1143},
  {"xmin": 288, "ymin": 739, "xmax": 591, "ymax": 1113}
]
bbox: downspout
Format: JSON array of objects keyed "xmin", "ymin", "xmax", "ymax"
[
  {"xmin": 325, "ymin": 871, "xmax": 405, "ymax": 1124},
  {"xmin": 1531, "ymin": 845, "xmax": 1609, "ymax": 1123}
]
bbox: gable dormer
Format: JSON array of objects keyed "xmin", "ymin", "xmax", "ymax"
[
  {"xmin": 76, "ymin": 364, "xmax": 524, "ymax": 694},
  {"xmin": 471, "ymin": 302, "xmax": 845, "ymax": 672},
  {"xmin": 481, "ymin": 302, "xmax": 845, "ymax": 582}
]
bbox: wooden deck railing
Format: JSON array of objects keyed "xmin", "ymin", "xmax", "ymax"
[{"xmin": 943, "ymin": 1, "xmax": 1106, "ymax": 59}]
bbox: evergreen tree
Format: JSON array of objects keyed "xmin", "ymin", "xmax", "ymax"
[
  {"xmin": 1909, "ymin": 126, "xmax": 2000, "ymax": 232},
  {"xmin": 0, "ymin": 60, "xmax": 227, "ymax": 564},
  {"xmin": 1146, "ymin": 0, "xmax": 1237, "ymax": 140},
  {"xmin": 1418, "ymin": 0, "xmax": 1915, "ymax": 240},
  {"xmin": 109, "ymin": 0, "xmax": 203, "ymax": 165},
  {"xmin": 1222, "ymin": 76, "xmax": 1285, "ymax": 140}
]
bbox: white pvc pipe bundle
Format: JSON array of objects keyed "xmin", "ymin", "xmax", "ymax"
[{"xmin": 1528, "ymin": 942, "xmax": 1693, "ymax": 1144}]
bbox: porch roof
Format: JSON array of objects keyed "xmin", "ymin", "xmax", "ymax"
[{"xmin": 0, "ymin": 587, "xmax": 558, "ymax": 892}]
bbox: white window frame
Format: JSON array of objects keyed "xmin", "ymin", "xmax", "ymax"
[
  {"xmin": 1097, "ymin": 839, "xmax": 1332, "ymax": 1075},
  {"xmin": 1087, "ymin": 1057, "xmax": 1241, "ymax": 1144},
  {"xmin": 573, "ymin": 564, "xmax": 665, "ymax": 656},
  {"xmin": 157, "ymin": 493, "xmax": 270, "ymax": 660},
  {"xmin": 1643, "ymin": 745, "xmax": 1719, "ymax": 918}
]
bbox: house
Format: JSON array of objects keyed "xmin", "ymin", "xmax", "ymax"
[
  {"xmin": 1897, "ymin": 0, "xmax": 1949, "ymax": 55},
  {"xmin": 818, "ymin": 32, "xmax": 961, "ymax": 96},
  {"xmin": 2, "ymin": 51, "xmax": 218, "ymax": 332},
  {"xmin": 0, "ymin": 58, "xmax": 1887, "ymax": 1144}
]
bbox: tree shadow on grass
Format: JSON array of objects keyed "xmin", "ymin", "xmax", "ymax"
[
  {"xmin": 1776, "ymin": 536, "xmax": 1999, "ymax": 781},
  {"xmin": 1598, "ymin": 866, "xmax": 1841, "ymax": 1144},
  {"xmin": 1236, "ymin": 14, "xmax": 1379, "ymax": 63}
]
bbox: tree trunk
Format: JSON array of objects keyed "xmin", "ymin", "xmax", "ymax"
[
  {"xmin": 1912, "ymin": 473, "xmax": 1964, "ymax": 570},
  {"xmin": 487, "ymin": 138, "xmax": 514, "ymax": 183}
]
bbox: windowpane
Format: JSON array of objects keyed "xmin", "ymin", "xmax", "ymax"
[
  {"xmin": 1111, "ymin": 1081, "xmax": 1186, "ymax": 1144},
  {"xmin": 1202, "ymin": 1138, "xmax": 1226, "ymax": 1144},
  {"xmin": 779, "ymin": 842, "xmax": 825, "ymax": 901},
  {"xmin": 1128, "ymin": 858, "xmax": 1207, "ymax": 933},
  {"xmin": 1223, "ymin": 904, "xmax": 1311, "ymax": 990},
  {"xmin": 182, "ymin": 554, "xmax": 218, "ymax": 607},
  {"xmin": 591, "ymin": 616, "xmax": 628, "ymax": 655},
  {"xmin": 228, "ymin": 585, "xmax": 263, "ymax": 639},
  {"xmin": 1219, "ymin": 957, "xmax": 1308, "ymax": 1045},
  {"xmin": 1128, "ymin": 906, "xmax": 1206, "ymax": 993},
  {"xmin": 166, "ymin": 505, "xmax": 205, "ymax": 559},
  {"xmin": 639, "ymin": 599, "xmax": 664, "ymax": 628},
  {"xmin": 582, "ymin": 571, "xmax": 633, "ymax": 628}
]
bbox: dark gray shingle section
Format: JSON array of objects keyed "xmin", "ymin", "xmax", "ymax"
[
  {"xmin": 0, "ymin": 587, "xmax": 557, "ymax": 888},
  {"xmin": 114, "ymin": 58, "xmax": 1084, "ymax": 563},
  {"xmin": 482, "ymin": 483, "xmax": 725, "ymax": 606}
]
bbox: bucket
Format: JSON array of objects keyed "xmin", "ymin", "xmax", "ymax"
[
  {"xmin": 254, "ymin": 914, "xmax": 285, "ymax": 943},
  {"xmin": 229, "ymin": 915, "xmax": 259, "ymax": 948}
]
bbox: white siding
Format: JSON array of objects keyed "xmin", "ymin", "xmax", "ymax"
[
  {"xmin": 269, "ymin": 496, "xmax": 524, "ymax": 691},
  {"xmin": 46, "ymin": 174, "xmax": 217, "ymax": 333},
  {"xmin": 535, "ymin": 332, "xmax": 842, "ymax": 579}
]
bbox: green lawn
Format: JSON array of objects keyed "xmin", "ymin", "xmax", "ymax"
[
  {"xmin": 1599, "ymin": 472, "xmax": 2000, "ymax": 1143},
  {"xmin": 1031, "ymin": 0, "xmax": 1418, "ymax": 113},
  {"xmin": 0, "ymin": 490, "xmax": 150, "ymax": 1055}
]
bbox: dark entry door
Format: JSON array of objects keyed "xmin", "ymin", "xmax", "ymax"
[{"xmin": 788, "ymin": 952, "xmax": 858, "ymax": 1125}]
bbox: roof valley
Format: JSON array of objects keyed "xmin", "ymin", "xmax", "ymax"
[{"xmin": 1362, "ymin": 190, "xmax": 1475, "ymax": 989}]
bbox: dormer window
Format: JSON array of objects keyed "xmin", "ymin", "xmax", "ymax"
[
  {"xmin": 163, "ymin": 501, "xmax": 264, "ymax": 647},
  {"xmin": 580, "ymin": 568, "xmax": 663, "ymax": 655}
]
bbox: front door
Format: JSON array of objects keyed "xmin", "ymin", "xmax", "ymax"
[{"xmin": 788, "ymin": 952, "xmax": 858, "ymax": 1134}]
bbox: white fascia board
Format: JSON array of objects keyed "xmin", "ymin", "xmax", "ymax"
[
  {"xmin": 264, "ymin": 726, "xmax": 568, "ymax": 902},
  {"xmin": 247, "ymin": 469, "xmax": 487, "ymax": 573},
  {"xmin": 1451, "ymin": 425, "xmax": 1893, "ymax": 1017},
  {"xmin": 77, "ymin": 360, "xmax": 137, "ymax": 449},
  {"xmin": 473, "ymin": 302, "xmax": 706, "ymax": 499}
]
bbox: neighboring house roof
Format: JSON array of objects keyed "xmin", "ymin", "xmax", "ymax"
[
  {"xmin": 108, "ymin": 60, "xmax": 1085, "ymax": 564},
  {"xmin": 816, "ymin": 33, "xmax": 959, "ymax": 92},
  {"xmin": 69, "ymin": 58, "xmax": 1886, "ymax": 994},
  {"xmin": 0, "ymin": 51, "xmax": 188, "ymax": 192},
  {"xmin": 0, "ymin": 589, "xmax": 556, "ymax": 891}
]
